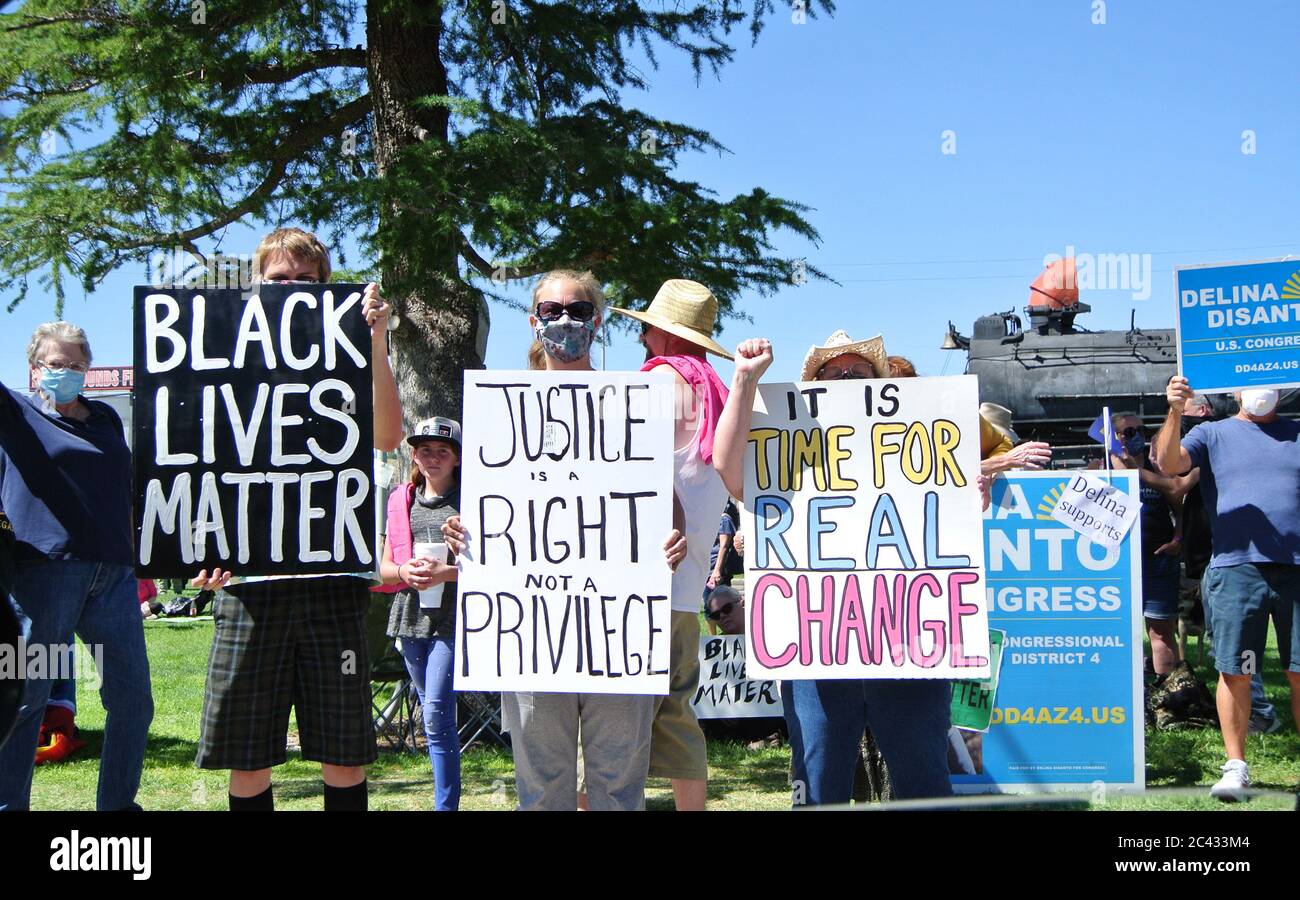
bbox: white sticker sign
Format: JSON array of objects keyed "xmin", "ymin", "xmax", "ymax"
[{"xmin": 1049, "ymin": 472, "xmax": 1139, "ymax": 551}]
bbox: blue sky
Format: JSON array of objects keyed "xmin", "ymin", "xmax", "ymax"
[{"xmin": 4, "ymin": 0, "xmax": 1298, "ymax": 391}]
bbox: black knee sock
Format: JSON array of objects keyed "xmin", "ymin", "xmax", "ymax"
[
  {"xmin": 228, "ymin": 786, "xmax": 274, "ymax": 812},
  {"xmin": 323, "ymin": 780, "xmax": 368, "ymax": 812}
]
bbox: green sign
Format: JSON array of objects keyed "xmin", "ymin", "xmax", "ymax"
[{"xmin": 951, "ymin": 629, "xmax": 1005, "ymax": 732}]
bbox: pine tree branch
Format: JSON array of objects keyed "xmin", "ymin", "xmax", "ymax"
[
  {"xmin": 1, "ymin": 9, "xmax": 124, "ymax": 33},
  {"xmin": 0, "ymin": 78, "xmax": 101, "ymax": 101},
  {"xmin": 459, "ymin": 236, "xmax": 496, "ymax": 278},
  {"xmin": 235, "ymin": 48, "xmax": 369, "ymax": 86},
  {"xmin": 116, "ymin": 94, "xmax": 372, "ymax": 250}
]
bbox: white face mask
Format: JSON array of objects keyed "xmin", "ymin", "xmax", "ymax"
[{"xmin": 1240, "ymin": 389, "xmax": 1280, "ymax": 417}]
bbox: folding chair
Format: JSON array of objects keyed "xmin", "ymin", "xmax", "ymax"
[
  {"xmin": 366, "ymin": 595, "xmax": 421, "ymax": 754},
  {"xmin": 457, "ymin": 691, "xmax": 509, "ymax": 750}
]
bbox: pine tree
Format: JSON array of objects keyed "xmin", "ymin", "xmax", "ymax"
[{"xmin": 0, "ymin": 0, "xmax": 833, "ymax": 421}]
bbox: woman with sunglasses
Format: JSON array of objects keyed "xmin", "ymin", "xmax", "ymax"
[
  {"xmin": 0, "ymin": 322, "xmax": 153, "ymax": 810},
  {"xmin": 443, "ymin": 269, "xmax": 687, "ymax": 810}
]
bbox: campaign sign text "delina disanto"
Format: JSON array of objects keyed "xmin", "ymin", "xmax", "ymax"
[
  {"xmin": 132, "ymin": 284, "xmax": 375, "ymax": 577},
  {"xmin": 1175, "ymin": 258, "xmax": 1300, "ymax": 393},
  {"xmin": 742, "ymin": 375, "xmax": 991, "ymax": 680}
]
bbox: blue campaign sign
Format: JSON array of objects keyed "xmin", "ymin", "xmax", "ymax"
[
  {"xmin": 951, "ymin": 471, "xmax": 1144, "ymax": 794},
  {"xmin": 1176, "ymin": 259, "xmax": 1300, "ymax": 393}
]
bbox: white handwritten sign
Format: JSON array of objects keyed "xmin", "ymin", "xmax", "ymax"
[
  {"xmin": 743, "ymin": 376, "xmax": 991, "ymax": 680},
  {"xmin": 455, "ymin": 371, "xmax": 675, "ymax": 694},
  {"xmin": 690, "ymin": 635, "xmax": 782, "ymax": 719}
]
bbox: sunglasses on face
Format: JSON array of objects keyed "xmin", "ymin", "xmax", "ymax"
[
  {"xmin": 815, "ymin": 363, "xmax": 876, "ymax": 381},
  {"xmin": 1120, "ymin": 426, "xmax": 1142, "ymax": 439},
  {"xmin": 705, "ymin": 600, "xmax": 738, "ymax": 621},
  {"xmin": 535, "ymin": 300, "xmax": 597, "ymax": 322}
]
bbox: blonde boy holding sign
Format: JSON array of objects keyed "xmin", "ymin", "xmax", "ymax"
[{"xmin": 190, "ymin": 228, "xmax": 402, "ymax": 812}]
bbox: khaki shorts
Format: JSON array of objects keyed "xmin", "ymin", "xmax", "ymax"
[
  {"xmin": 577, "ymin": 610, "xmax": 706, "ymax": 792},
  {"xmin": 648, "ymin": 610, "xmax": 707, "ymax": 780}
]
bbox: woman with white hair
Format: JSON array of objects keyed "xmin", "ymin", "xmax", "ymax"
[{"xmin": 0, "ymin": 322, "xmax": 153, "ymax": 810}]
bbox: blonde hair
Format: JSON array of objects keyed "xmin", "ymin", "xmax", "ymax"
[
  {"xmin": 27, "ymin": 321, "xmax": 92, "ymax": 368},
  {"xmin": 253, "ymin": 227, "xmax": 331, "ymax": 283},
  {"xmin": 527, "ymin": 269, "xmax": 606, "ymax": 370}
]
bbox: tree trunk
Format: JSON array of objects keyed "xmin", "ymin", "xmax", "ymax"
[{"xmin": 366, "ymin": 1, "xmax": 487, "ymax": 428}]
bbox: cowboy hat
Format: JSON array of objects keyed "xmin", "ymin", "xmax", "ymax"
[
  {"xmin": 979, "ymin": 402, "xmax": 1020, "ymax": 443},
  {"xmin": 800, "ymin": 330, "xmax": 889, "ymax": 382},
  {"xmin": 610, "ymin": 279, "xmax": 733, "ymax": 360}
]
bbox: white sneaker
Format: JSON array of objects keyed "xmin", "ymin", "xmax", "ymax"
[{"xmin": 1209, "ymin": 759, "xmax": 1250, "ymax": 802}]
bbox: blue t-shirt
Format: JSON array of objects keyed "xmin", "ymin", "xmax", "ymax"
[
  {"xmin": 0, "ymin": 383, "xmax": 134, "ymax": 566},
  {"xmin": 1182, "ymin": 416, "xmax": 1300, "ymax": 568},
  {"xmin": 708, "ymin": 513, "xmax": 737, "ymax": 573}
]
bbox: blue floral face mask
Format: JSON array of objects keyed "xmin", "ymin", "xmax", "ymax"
[
  {"xmin": 535, "ymin": 317, "xmax": 595, "ymax": 364},
  {"xmin": 38, "ymin": 367, "xmax": 85, "ymax": 404}
]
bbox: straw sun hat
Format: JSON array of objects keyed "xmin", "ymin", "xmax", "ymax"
[
  {"xmin": 799, "ymin": 330, "xmax": 889, "ymax": 382},
  {"xmin": 979, "ymin": 402, "xmax": 1020, "ymax": 444},
  {"xmin": 610, "ymin": 279, "xmax": 733, "ymax": 360}
]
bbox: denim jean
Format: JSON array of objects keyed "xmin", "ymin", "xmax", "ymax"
[
  {"xmin": 46, "ymin": 660, "xmax": 76, "ymax": 713},
  {"xmin": 784, "ymin": 678, "xmax": 953, "ymax": 806},
  {"xmin": 1248, "ymin": 674, "xmax": 1276, "ymax": 723},
  {"xmin": 399, "ymin": 635, "xmax": 460, "ymax": 810},
  {"xmin": 0, "ymin": 559, "xmax": 153, "ymax": 810},
  {"xmin": 1203, "ymin": 577, "xmax": 1278, "ymax": 722}
]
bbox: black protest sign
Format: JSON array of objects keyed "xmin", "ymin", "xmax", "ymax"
[{"xmin": 132, "ymin": 284, "xmax": 375, "ymax": 577}]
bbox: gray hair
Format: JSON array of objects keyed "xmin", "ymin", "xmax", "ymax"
[
  {"xmin": 708, "ymin": 585, "xmax": 742, "ymax": 608},
  {"xmin": 27, "ymin": 321, "xmax": 92, "ymax": 368}
]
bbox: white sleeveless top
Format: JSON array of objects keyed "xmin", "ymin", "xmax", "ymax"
[{"xmin": 670, "ymin": 434, "xmax": 731, "ymax": 612}]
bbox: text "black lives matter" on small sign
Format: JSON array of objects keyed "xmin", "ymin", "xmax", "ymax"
[{"xmin": 132, "ymin": 284, "xmax": 375, "ymax": 577}]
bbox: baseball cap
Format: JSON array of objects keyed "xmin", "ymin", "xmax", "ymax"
[{"xmin": 406, "ymin": 416, "xmax": 462, "ymax": 450}]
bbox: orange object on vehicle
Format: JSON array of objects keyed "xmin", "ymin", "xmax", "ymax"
[{"xmin": 1029, "ymin": 257, "xmax": 1078, "ymax": 308}]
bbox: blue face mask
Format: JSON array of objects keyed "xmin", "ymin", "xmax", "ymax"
[
  {"xmin": 38, "ymin": 368, "xmax": 85, "ymax": 405},
  {"xmin": 1124, "ymin": 432, "xmax": 1147, "ymax": 456}
]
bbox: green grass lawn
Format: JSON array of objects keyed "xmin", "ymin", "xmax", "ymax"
[{"xmin": 26, "ymin": 611, "xmax": 1298, "ymax": 811}]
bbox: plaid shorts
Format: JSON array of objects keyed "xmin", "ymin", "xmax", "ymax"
[{"xmin": 196, "ymin": 577, "xmax": 377, "ymax": 771}]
